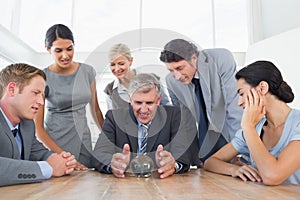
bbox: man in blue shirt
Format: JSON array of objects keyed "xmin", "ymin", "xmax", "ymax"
[{"xmin": 0, "ymin": 63, "xmax": 77, "ymax": 186}]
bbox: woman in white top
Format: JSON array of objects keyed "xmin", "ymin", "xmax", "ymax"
[
  {"xmin": 204, "ymin": 60, "xmax": 300, "ymax": 185},
  {"xmin": 104, "ymin": 43, "xmax": 170, "ymax": 110}
]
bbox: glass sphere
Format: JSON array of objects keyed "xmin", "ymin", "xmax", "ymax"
[{"xmin": 130, "ymin": 154, "xmax": 154, "ymax": 178}]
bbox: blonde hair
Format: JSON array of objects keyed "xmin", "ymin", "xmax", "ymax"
[
  {"xmin": 0, "ymin": 63, "xmax": 46, "ymax": 98},
  {"xmin": 108, "ymin": 43, "xmax": 132, "ymax": 61}
]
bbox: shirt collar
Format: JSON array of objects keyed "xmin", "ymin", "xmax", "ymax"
[
  {"xmin": 137, "ymin": 120, "xmax": 152, "ymax": 127},
  {"xmin": 112, "ymin": 79, "xmax": 119, "ymax": 90},
  {"xmin": 112, "ymin": 68, "xmax": 139, "ymax": 90},
  {"xmin": 193, "ymin": 71, "xmax": 200, "ymax": 79},
  {"xmin": 0, "ymin": 108, "xmax": 19, "ymax": 130}
]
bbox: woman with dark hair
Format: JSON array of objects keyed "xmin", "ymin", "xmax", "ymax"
[
  {"xmin": 204, "ymin": 61, "xmax": 300, "ymax": 185},
  {"xmin": 34, "ymin": 24, "xmax": 104, "ymax": 170}
]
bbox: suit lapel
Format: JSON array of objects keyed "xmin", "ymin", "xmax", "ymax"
[
  {"xmin": 19, "ymin": 120, "xmax": 31, "ymax": 160},
  {"xmin": 197, "ymin": 51, "xmax": 211, "ymax": 116},
  {"xmin": 147, "ymin": 106, "xmax": 167, "ymax": 152},
  {"xmin": 124, "ymin": 107, "xmax": 139, "ymax": 154},
  {"xmin": 167, "ymin": 73, "xmax": 199, "ymax": 122},
  {"xmin": 0, "ymin": 111, "xmax": 21, "ymax": 159}
]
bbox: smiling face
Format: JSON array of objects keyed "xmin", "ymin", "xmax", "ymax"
[
  {"xmin": 47, "ymin": 38, "xmax": 74, "ymax": 70},
  {"xmin": 165, "ymin": 55, "xmax": 197, "ymax": 84},
  {"xmin": 10, "ymin": 76, "xmax": 45, "ymax": 124},
  {"xmin": 130, "ymin": 88, "xmax": 161, "ymax": 124},
  {"xmin": 110, "ymin": 55, "xmax": 133, "ymax": 79}
]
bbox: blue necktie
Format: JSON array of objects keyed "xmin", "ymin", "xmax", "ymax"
[
  {"xmin": 192, "ymin": 78, "xmax": 208, "ymax": 149},
  {"xmin": 139, "ymin": 124, "xmax": 148, "ymax": 155}
]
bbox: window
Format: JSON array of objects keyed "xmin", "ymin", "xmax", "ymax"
[
  {"xmin": 0, "ymin": 54, "xmax": 13, "ymax": 70},
  {"xmin": 14, "ymin": 0, "xmax": 248, "ymax": 53},
  {"xmin": 214, "ymin": 0, "xmax": 248, "ymax": 51}
]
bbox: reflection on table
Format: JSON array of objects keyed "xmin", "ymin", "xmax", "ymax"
[{"xmin": 1, "ymin": 168, "xmax": 299, "ymax": 200}]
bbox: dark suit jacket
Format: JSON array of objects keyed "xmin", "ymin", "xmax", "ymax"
[
  {"xmin": 92, "ymin": 105, "xmax": 199, "ymax": 173},
  {"xmin": 0, "ymin": 111, "xmax": 52, "ymax": 186}
]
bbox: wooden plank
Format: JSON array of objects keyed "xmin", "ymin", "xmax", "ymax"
[{"xmin": 1, "ymin": 169, "xmax": 299, "ymax": 200}]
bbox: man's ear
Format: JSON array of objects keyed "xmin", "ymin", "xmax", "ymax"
[
  {"xmin": 257, "ymin": 81, "xmax": 269, "ymax": 95},
  {"xmin": 7, "ymin": 82, "xmax": 17, "ymax": 96},
  {"xmin": 156, "ymin": 94, "xmax": 162, "ymax": 105},
  {"xmin": 190, "ymin": 54, "xmax": 197, "ymax": 68}
]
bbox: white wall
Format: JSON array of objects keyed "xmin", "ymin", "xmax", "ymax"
[
  {"xmin": 251, "ymin": 0, "xmax": 300, "ymax": 42},
  {"xmin": 261, "ymin": 0, "xmax": 300, "ymax": 39},
  {"xmin": 246, "ymin": 27, "xmax": 300, "ymax": 108}
]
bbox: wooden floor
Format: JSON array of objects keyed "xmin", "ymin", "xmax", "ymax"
[{"xmin": 1, "ymin": 168, "xmax": 299, "ymax": 200}]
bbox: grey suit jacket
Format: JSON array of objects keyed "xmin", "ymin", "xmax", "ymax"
[
  {"xmin": 166, "ymin": 48, "xmax": 243, "ymax": 158},
  {"xmin": 92, "ymin": 105, "xmax": 199, "ymax": 173},
  {"xmin": 0, "ymin": 112, "xmax": 52, "ymax": 186}
]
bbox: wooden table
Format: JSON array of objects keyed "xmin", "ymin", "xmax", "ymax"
[{"xmin": 1, "ymin": 168, "xmax": 299, "ymax": 200}]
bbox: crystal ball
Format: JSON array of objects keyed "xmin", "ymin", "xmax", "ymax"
[{"xmin": 130, "ymin": 154, "xmax": 154, "ymax": 178}]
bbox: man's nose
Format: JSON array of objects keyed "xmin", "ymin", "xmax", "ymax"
[
  {"xmin": 140, "ymin": 103, "xmax": 148, "ymax": 112},
  {"xmin": 37, "ymin": 94, "xmax": 44, "ymax": 106},
  {"xmin": 172, "ymin": 70, "xmax": 182, "ymax": 80}
]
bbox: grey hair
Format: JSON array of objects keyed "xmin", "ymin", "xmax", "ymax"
[
  {"xmin": 128, "ymin": 73, "xmax": 161, "ymax": 98},
  {"xmin": 108, "ymin": 43, "xmax": 132, "ymax": 61}
]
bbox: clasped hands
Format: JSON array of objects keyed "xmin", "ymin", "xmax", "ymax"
[
  {"xmin": 110, "ymin": 144, "xmax": 175, "ymax": 179},
  {"xmin": 46, "ymin": 151, "xmax": 77, "ymax": 177}
]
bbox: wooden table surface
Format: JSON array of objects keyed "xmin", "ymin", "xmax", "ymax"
[{"xmin": 1, "ymin": 168, "xmax": 299, "ymax": 200}]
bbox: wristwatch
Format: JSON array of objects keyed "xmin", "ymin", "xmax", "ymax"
[{"xmin": 174, "ymin": 162, "xmax": 180, "ymax": 173}]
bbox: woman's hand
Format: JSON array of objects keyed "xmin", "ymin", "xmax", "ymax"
[
  {"xmin": 241, "ymin": 88, "xmax": 265, "ymax": 131},
  {"xmin": 230, "ymin": 164, "xmax": 262, "ymax": 182}
]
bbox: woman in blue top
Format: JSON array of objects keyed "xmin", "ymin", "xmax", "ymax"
[{"xmin": 204, "ymin": 61, "xmax": 300, "ymax": 185}]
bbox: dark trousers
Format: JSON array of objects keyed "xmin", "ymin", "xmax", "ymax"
[{"xmin": 200, "ymin": 134, "xmax": 227, "ymax": 163}]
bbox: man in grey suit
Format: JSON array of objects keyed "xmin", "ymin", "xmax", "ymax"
[
  {"xmin": 0, "ymin": 63, "xmax": 76, "ymax": 186},
  {"xmin": 92, "ymin": 73, "xmax": 199, "ymax": 179},
  {"xmin": 160, "ymin": 39, "xmax": 243, "ymax": 164}
]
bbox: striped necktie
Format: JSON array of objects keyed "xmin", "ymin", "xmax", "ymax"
[{"xmin": 139, "ymin": 124, "xmax": 149, "ymax": 155}]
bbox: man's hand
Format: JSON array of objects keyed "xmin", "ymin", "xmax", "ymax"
[
  {"xmin": 155, "ymin": 144, "xmax": 175, "ymax": 179},
  {"xmin": 111, "ymin": 144, "xmax": 131, "ymax": 178},
  {"xmin": 74, "ymin": 161, "xmax": 88, "ymax": 171},
  {"xmin": 47, "ymin": 151, "xmax": 77, "ymax": 177}
]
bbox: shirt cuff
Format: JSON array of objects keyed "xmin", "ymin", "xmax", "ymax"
[
  {"xmin": 37, "ymin": 161, "xmax": 53, "ymax": 179},
  {"xmin": 174, "ymin": 162, "xmax": 183, "ymax": 174},
  {"xmin": 104, "ymin": 164, "xmax": 112, "ymax": 174}
]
